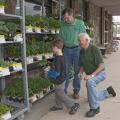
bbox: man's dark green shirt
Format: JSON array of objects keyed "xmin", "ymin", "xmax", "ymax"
[{"xmin": 79, "ymin": 44, "xmax": 104, "ymax": 75}]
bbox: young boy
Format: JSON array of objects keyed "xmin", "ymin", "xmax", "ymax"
[{"xmin": 46, "ymin": 38, "xmax": 79, "ymax": 115}]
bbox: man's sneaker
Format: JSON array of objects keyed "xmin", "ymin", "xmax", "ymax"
[
  {"xmin": 86, "ymin": 107, "xmax": 100, "ymax": 117},
  {"xmin": 49, "ymin": 106, "xmax": 63, "ymax": 111},
  {"xmin": 107, "ymin": 86, "xmax": 116, "ymax": 97},
  {"xmin": 73, "ymin": 93, "xmax": 80, "ymax": 99},
  {"xmin": 69, "ymin": 103, "xmax": 80, "ymax": 115}
]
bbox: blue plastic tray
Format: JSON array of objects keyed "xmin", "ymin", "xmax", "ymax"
[{"xmin": 47, "ymin": 71, "xmax": 60, "ymax": 79}]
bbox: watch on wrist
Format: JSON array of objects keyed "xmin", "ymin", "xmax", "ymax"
[{"xmin": 91, "ymin": 74, "xmax": 95, "ymax": 78}]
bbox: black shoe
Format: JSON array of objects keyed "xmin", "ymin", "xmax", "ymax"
[
  {"xmin": 49, "ymin": 106, "xmax": 63, "ymax": 111},
  {"xmin": 107, "ymin": 86, "xmax": 116, "ymax": 97},
  {"xmin": 69, "ymin": 103, "xmax": 80, "ymax": 115},
  {"xmin": 86, "ymin": 107, "xmax": 100, "ymax": 117}
]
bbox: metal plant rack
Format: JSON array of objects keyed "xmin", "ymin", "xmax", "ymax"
[
  {"xmin": 0, "ymin": 0, "xmax": 63, "ymax": 119},
  {"xmin": 0, "ymin": 0, "xmax": 29, "ymax": 120}
]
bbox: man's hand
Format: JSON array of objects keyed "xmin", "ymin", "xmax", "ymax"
[{"xmin": 84, "ymin": 75, "xmax": 93, "ymax": 81}]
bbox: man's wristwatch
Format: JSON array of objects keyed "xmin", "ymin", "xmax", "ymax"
[
  {"xmin": 91, "ymin": 74, "xmax": 95, "ymax": 78},
  {"xmin": 78, "ymin": 73, "xmax": 83, "ymax": 77}
]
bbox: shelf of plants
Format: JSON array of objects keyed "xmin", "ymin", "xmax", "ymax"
[
  {"xmin": 24, "ymin": 15, "xmax": 59, "ymax": 103},
  {"xmin": 0, "ymin": 0, "xmax": 60, "ymax": 119},
  {"xmin": 23, "ymin": 1, "xmax": 60, "ymax": 104},
  {"xmin": 0, "ymin": 0, "xmax": 29, "ymax": 120}
]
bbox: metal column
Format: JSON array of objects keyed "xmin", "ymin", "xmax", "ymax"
[
  {"xmin": 20, "ymin": 0, "xmax": 30, "ymax": 111},
  {"xmin": 42, "ymin": 0, "xmax": 45, "ymax": 16},
  {"xmin": 59, "ymin": 0, "xmax": 62, "ymax": 21}
]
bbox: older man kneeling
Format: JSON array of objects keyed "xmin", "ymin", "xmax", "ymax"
[{"xmin": 78, "ymin": 33, "xmax": 116, "ymax": 117}]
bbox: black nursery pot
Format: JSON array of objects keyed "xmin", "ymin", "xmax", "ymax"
[
  {"xmin": 9, "ymin": 66, "xmax": 14, "ymax": 72},
  {"xmin": 6, "ymin": 37, "xmax": 14, "ymax": 41},
  {"xmin": 7, "ymin": 96, "xmax": 14, "ymax": 101},
  {"xmin": 33, "ymin": 56, "xmax": 39, "ymax": 62},
  {"xmin": 13, "ymin": 97, "xmax": 18, "ymax": 102},
  {"xmin": 14, "ymin": 58, "xmax": 22, "ymax": 62},
  {"xmin": 50, "ymin": 85, "xmax": 54, "ymax": 90},
  {"xmin": 7, "ymin": 96, "xmax": 12, "ymax": 101},
  {"xmin": 18, "ymin": 97, "xmax": 24, "ymax": 103},
  {"xmin": 43, "ymin": 89, "xmax": 47, "ymax": 94}
]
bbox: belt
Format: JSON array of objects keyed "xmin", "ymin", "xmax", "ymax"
[{"xmin": 64, "ymin": 45, "xmax": 79, "ymax": 49}]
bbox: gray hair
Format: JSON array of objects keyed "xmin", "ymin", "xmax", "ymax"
[{"xmin": 78, "ymin": 33, "xmax": 91, "ymax": 43}]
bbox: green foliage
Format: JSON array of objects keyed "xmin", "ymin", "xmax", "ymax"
[
  {"xmin": 5, "ymin": 77, "xmax": 52, "ymax": 97},
  {"xmin": 25, "ymin": 15, "xmax": 34, "ymax": 26},
  {"xmin": 4, "ymin": 40, "xmax": 52, "ymax": 58},
  {"xmin": 28, "ymin": 77, "xmax": 52, "ymax": 96},
  {"xmin": 44, "ymin": 42, "xmax": 52, "ymax": 53},
  {"xmin": 0, "ymin": 21, "xmax": 8, "ymax": 35},
  {"xmin": 0, "ymin": 59, "xmax": 9, "ymax": 68},
  {"xmin": 4, "ymin": 43, "xmax": 21, "ymax": 58},
  {"xmin": 0, "ymin": 104, "xmax": 11, "ymax": 116},
  {"xmin": 4, "ymin": 78, "xmax": 23, "ymax": 97},
  {"xmin": 39, "ymin": 59, "xmax": 50, "ymax": 68},
  {"xmin": 48, "ymin": 17, "xmax": 60, "ymax": 29},
  {"xmin": 25, "ymin": 15, "xmax": 60, "ymax": 29},
  {"xmin": 5, "ymin": 22, "xmax": 19, "ymax": 38},
  {"xmin": 0, "ymin": 21, "xmax": 19, "ymax": 38},
  {"xmin": 0, "ymin": 0, "xmax": 5, "ymax": 6},
  {"xmin": 26, "ymin": 41, "xmax": 52, "ymax": 57}
]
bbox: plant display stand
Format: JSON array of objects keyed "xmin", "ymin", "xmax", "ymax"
[
  {"xmin": 0, "ymin": 0, "xmax": 29, "ymax": 120},
  {"xmin": 0, "ymin": 0, "xmax": 63, "ymax": 119}
]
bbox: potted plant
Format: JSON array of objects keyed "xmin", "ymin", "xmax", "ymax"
[
  {"xmin": 5, "ymin": 78, "xmax": 24, "ymax": 103},
  {"xmin": 5, "ymin": 22, "xmax": 19, "ymax": 41},
  {"xmin": 32, "ymin": 15, "xmax": 41, "ymax": 33},
  {"xmin": 9, "ymin": 61, "xmax": 22, "ymax": 72},
  {"xmin": 0, "ymin": 59, "xmax": 10, "ymax": 77},
  {"xmin": 4, "ymin": 43, "xmax": 21, "ymax": 58},
  {"xmin": 0, "ymin": 21, "xmax": 7, "ymax": 43},
  {"xmin": 53, "ymin": 19, "xmax": 60, "ymax": 34},
  {"xmin": 40, "ymin": 17, "xmax": 49, "ymax": 33},
  {"xmin": 0, "ymin": 104, "xmax": 12, "ymax": 120},
  {"xmin": 43, "ymin": 42, "xmax": 53, "ymax": 59},
  {"xmin": 48, "ymin": 17, "xmax": 56, "ymax": 34},
  {"xmin": 26, "ymin": 44, "xmax": 34, "ymax": 64},
  {"xmin": 14, "ymin": 33, "xmax": 23, "ymax": 42},
  {"xmin": 25, "ymin": 15, "xmax": 34, "ymax": 33},
  {"xmin": 0, "ymin": 0, "xmax": 5, "ymax": 14},
  {"xmin": 32, "ymin": 43, "xmax": 42, "ymax": 61}
]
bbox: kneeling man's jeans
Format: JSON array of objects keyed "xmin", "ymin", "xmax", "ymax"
[{"xmin": 86, "ymin": 70, "xmax": 109, "ymax": 109}]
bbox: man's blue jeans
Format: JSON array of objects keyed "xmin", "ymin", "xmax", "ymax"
[
  {"xmin": 86, "ymin": 70, "xmax": 109, "ymax": 109},
  {"xmin": 63, "ymin": 47, "xmax": 81, "ymax": 94}
]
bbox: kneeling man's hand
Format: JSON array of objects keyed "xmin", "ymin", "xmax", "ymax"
[{"xmin": 84, "ymin": 75, "xmax": 92, "ymax": 81}]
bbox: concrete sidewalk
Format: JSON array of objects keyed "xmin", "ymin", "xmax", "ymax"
[{"xmin": 25, "ymin": 50, "xmax": 120, "ymax": 120}]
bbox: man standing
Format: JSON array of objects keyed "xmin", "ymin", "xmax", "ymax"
[
  {"xmin": 59, "ymin": 8, "xmax": 86, "ymax": 99},
  {"xmin": 78, "ymin": 33, "xmax": 116, "ymax": 117}
]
